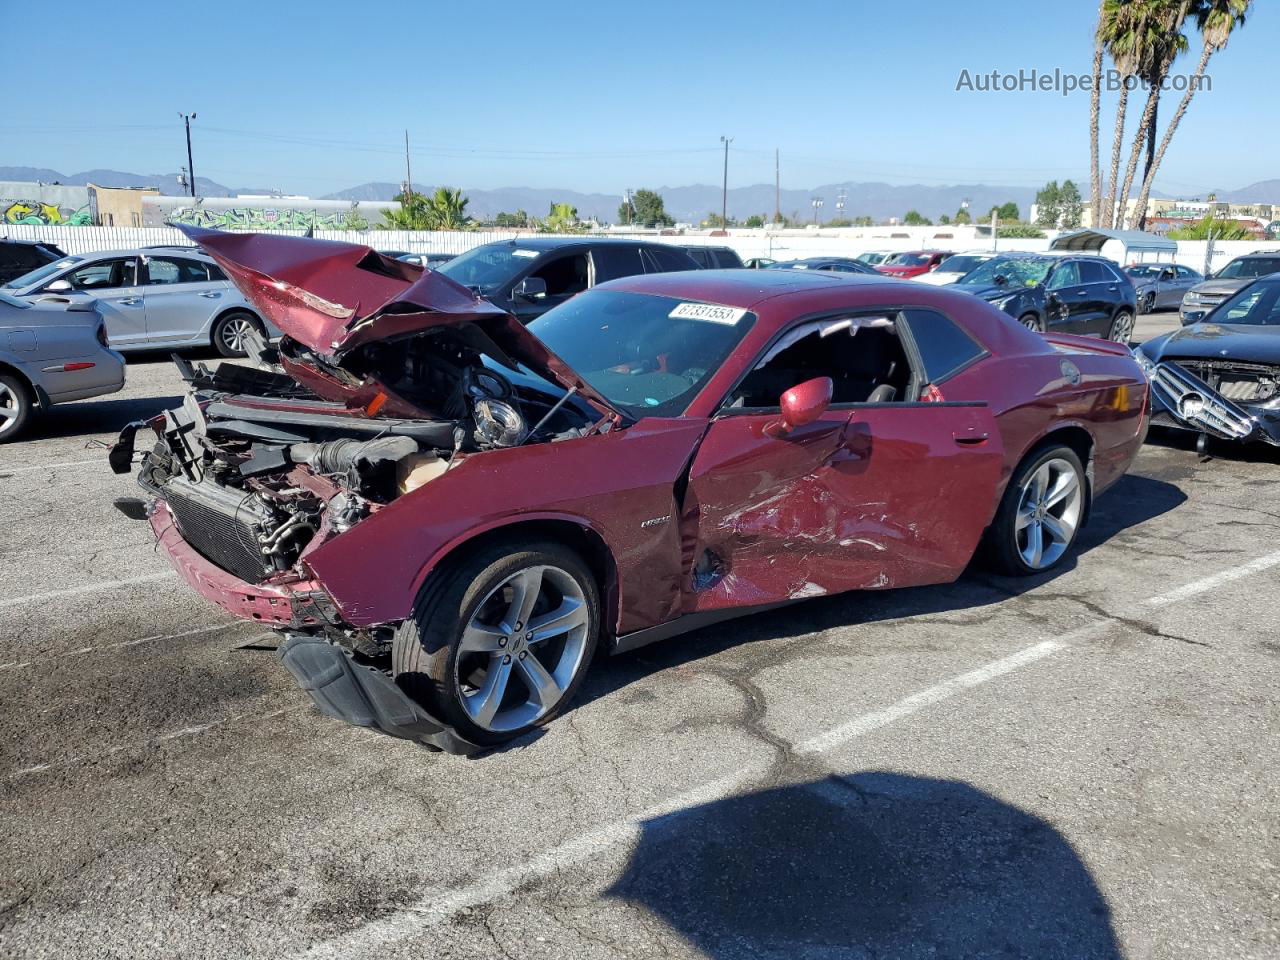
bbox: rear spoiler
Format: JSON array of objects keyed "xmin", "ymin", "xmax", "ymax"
[{"xmin": 1041, "ymin": 332, "xmax": 1134, "ymax": 357}]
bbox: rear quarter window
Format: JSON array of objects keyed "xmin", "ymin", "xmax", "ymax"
[{"xmin": 903, "ymin": 309, "xmax": 986, "ymax": 383}]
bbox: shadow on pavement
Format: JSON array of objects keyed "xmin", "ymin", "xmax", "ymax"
[
  {"xmin": 23, "ymin": 394, "xmax": 183, "ymax": 442},
  {"xmin": 606, "ymin": 773, "xmax": 1121, "ymax": 959}
]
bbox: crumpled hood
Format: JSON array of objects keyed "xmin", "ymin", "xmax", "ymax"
[
  {"xmin": 179, "ymin": 225, "xmax": 621, "ymax": 419},
  {"xmin": 1145, "ymin": 321, "xmax": 1280, "ymax": 366},
  {"xmin": 954, "ymin": 282, "xmax": 1023, "ymax": 301}
]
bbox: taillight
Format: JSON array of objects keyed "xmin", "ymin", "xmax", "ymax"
[{"xmin": 96, "ymin": 322, "xmax": 110, "ymax": 347}]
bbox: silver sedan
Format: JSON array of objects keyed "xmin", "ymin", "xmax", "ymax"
[
  {"xmin": 0, "ymin": 292, "xmax": 125, "ymax": 442},
  {"xmin": 3, "ymin": 246, "xmax": 278, "ymax": 357}
]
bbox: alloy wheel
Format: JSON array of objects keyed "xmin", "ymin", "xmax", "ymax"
[
  {"xmin": 218, "ymin": 316, "xmax": 254, "ymax": 354},
  {"xmin": 0, "ymin": 382, "xmax": 22, "ymax": 437},
  {"xmin": 454, "ymin": 564, "xmax": 590, "ymax": 732},
  {"xmin": 1110, "ymin": 311, "xmax": 1134, "ymax": 344},
  {"xmin": 1014, "ymin": 457, "xmax": 1083, "ymax": 570}
]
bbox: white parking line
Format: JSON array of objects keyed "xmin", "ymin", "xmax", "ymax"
[
  {"xmin": 0, "ymin": 458, "xmax": 106, "ymax": 477},
  {"xmin": 299, "ymin": 550, "xmax": 1257, "ymax": 959},
  {"xmin": 0, "ymin": 621, "xmax": 246, "ymax": 672},
  {"xmin": 0, "ymin": 572, "xmax": 176, "ymax": 611},
  {"xmin": 1144, "ymin": 548, "xmax": 1280, "ymax": 607}
]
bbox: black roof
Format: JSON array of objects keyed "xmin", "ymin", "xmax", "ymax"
[{"xmin": 480, "ymin": 236, "xmax": 682, "ymax": 252}]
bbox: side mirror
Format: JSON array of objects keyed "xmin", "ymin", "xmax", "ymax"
[
  {"xmin": 512, "ymin": 276, "xmax": 547, "ymax": 300},
  {"xmin": 766, "ymin": 377, "xmax": 833, "ymax": 437},
  {"xmin": 1181, "ymin": 309, "xmax": 1206, "ymax": 325},
  {"xmin": 44, "ymin": 279, "xmax": 72, "ymax": 293}
]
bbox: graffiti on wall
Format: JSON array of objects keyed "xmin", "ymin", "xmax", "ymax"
[
  {"xmin": 3, "ymin": 201, "xmax": 93, "ymax": 226},
  {"xmin": 166, "ymin": 206, "xmax": 371, "ymax": 231}
]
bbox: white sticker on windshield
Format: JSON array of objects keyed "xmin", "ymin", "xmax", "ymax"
[
  {"xmin": 669, "ymin": 302, "xmax": 747, "ymax": 325},
  {"xmin": 512, "ymin": 249, "xmax": 539, "ymax": 258}
]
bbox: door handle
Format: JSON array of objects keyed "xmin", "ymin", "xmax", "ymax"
[
  {"xmin": 199, "ymin": 291, "xmax": 222, "ymax": 298},
  {"xmin": 953, "ymin": 431, "xmax": 989, "ymax": 445},
  {"xmin": 117, "ymin": 297, "xmax": 141, "ymax": 305},
  {"xmin": 1073, "ymin": 289, "xmax": 1088, "ymax": 296}
]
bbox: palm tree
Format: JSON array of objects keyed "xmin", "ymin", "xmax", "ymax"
[
  {"xmin": 1130, "ymin": 0, "xmax": 1252, "ymax": 229},
  {"xmin": 1115, "ymin": 0, "xmax": 1191, "ymax": 229},
  {"xmin": 1089, "ymin": 0, "xmax": 1107, "ymax": 226},
  {"xmin": 427, "ymin": 187, "xmax": 470, "ymax": 230},
  {"xmin": 1098, "ymin": 0, "xmax": 1147, "ymax": 227}
]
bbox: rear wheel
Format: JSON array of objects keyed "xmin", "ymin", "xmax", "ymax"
[
  {"xmin": 1019, "ymin": 313, "xmax": 1044, "ymax": 333},
  {"xmin": 1141, "ymin": 291, "xmax": 1157, "ymax": 314},
  {"xmin": 211, "ymin": 311, "xmax": 262, "ymax": 358},
  {"xmin": 1108, "ymin": 310, "xmax": 1135, "ymax": 344},
  {"xmin": 985, "ymin": 444, "xmax": 1086, "ymax": 576},
  {"xmin": 0, "ymin": 374, "xmax": 33, "ymax": 443},
  {"xmin": 393, "ymin": 539, "xmax": 600, "ymax": 746}
]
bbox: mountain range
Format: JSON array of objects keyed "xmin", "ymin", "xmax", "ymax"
[{"xmin": 6, "ymin": 166, "xmax": 1278, "ymax": 225}]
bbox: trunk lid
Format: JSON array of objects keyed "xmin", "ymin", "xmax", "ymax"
[{"xmin": 179, "ymin": 225, "xmax": 622, "ymax": 419}]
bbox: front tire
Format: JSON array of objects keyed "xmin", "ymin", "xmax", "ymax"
[
  {"xmin": 393, "ymin": 539, "xmax": 600, "ymax": 746},
  {"xmin": 1108, "ymin": 310, "xmax": 1135, "ymax": 344},
  {"xmin": 1019, "ymin": 312, "xmax": 1044, "ymax": 333},
  {"xmin": 211, "ymin": 311, "xmax": 262, "ymax": 358},
  {"xmin": 985, "ymin": 444, "xmax": 1087, "ymax": 576},
  {"xmin": 0, "ymin": 374, "xmax": 34, "ymax": 443}
]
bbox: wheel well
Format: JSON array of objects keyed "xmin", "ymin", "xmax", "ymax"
[
  {"xmin": 214, "ymin": 306, "xmax": 262, "ymax": 327},
  {"xmin": 0, "ymin": 361, "xmax": 32, "ymax": 394},
  {"xmin": 430, "ymin": 519, "xmax": 620, "ymax": 637}
]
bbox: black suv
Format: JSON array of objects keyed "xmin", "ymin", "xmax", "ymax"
[
  {"xmin": 434, "ymin": 237, "xmax": 699, "ymax": 323},
  {"xmin": 0, "ymin": 238, "xmax": 67, "ymax": 285},
  {"xmin": 952, "ymin": 253, "xmax": 1138, "ymax": 342},
  {"xmin": 678, "ymin": 245, "xmax": 745, "ymax": 269}
]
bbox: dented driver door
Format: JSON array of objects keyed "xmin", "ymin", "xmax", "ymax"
[{"xmin": 682, "ymin": 402, "xmax": 1005, "ymax": 613}]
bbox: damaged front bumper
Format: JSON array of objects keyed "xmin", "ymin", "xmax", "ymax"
[
  {"xmin": 145, "ymin": 501, "xmax": 480, "ymax": 755},
  {"xmin": 1137, "ymin": 352, "xmax": 1280, "ymax": 446}
]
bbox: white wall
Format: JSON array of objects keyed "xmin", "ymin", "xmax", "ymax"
[{"xmin": 7, "ymin": 223, "xmax": 1274, "ymax": 276}]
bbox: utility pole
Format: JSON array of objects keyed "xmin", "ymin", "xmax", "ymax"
[
  {"xmin": 179, "ymin": 112, "xmax": 197, "ymax": 197},
  {"xmin": 774, "ymin": 148, "xmax": 780, "ymax": 225},
  {"xmin": 403, "ymin": 129, "xmax": 412, "ymax": 197},
  {"xmin": 991, "ymin": 209, "xmax": 999, "ymax": 252},
  {"xmin": 719, "ymin": 136, "xmax": 733, "ymax": 229},
  {"xmin": 812, "ymin": 196, "xmax": 824, "ymax": 226}
]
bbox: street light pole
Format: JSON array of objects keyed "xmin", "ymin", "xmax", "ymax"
[
  {"xmin": 719, "ymin": 136, "xmax": 733, "ymax": 229},
  {"xmin": 179, "ymin": 112, "xmax": 197, "ymax": 198}
]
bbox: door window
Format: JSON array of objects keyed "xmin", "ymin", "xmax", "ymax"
[
  {"xmin": 1047, "ymin": 261, "xmax": 1081, "ymax": 290},
  {"xmin": 529, "ymin": 253, "xmax": 589, "ymax": 297},
  {"xmin": 1078, "ymin": 261, "xmax": 1109, "ymax": 284},
  {"xmin": 903, "ymin": 309, "xmax": 986, "ymax": 382},
  {"xmin": 64, "ymin": 258, "xmax": 136, "ymax": 290},
  {"xmin": 144, "ymin": 257, "xmax": 212, "ymax": 285},
  {"xmin": 641, "ymin": 246, "xmax": 699, "ymax": 273},
  {"xmin": 590, "ymin": 246, "xmax": 643, "ymax": 283},
  {"xmin": 728, "ymin": 314, "xmax": 914, "ymax": 409}
]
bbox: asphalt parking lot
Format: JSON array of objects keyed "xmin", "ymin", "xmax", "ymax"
[{"xmin": 2, "ymin": 311, "xmax": 1278, "ymax": 960}]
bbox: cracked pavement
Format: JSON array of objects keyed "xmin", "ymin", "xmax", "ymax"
[{"xmin": 1, "ymin": 337, "xmax": 1278, "ymax": 960}]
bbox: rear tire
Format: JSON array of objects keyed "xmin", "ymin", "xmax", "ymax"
[
  {"xmin": 393, "ymin": 539, "xmax": 600, "ymax": 746},
  {"xmin": 985, "ymin": 444, "xmax": 1087, "ymax": 576},
  {"xmin": 211, "ymin": 311, "xmax": 262, "ymax": 358},
  {"xmin": 0, "ymin": 373, "xmax": 34, "ymax": 443},
  {"xmin": 1108, "ymin": 310, "xmax": 1135, "ymax": 344}
]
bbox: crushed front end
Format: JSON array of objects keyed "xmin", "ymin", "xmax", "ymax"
[{"xmin": 1134, "ymin": 348, "xmax": 1280, "ymax": 446}]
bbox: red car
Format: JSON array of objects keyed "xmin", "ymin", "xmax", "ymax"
[
  {"xmin": 113, "ymin": 228, "xmax": 1148, "ymax": 753},
  {"xmin": 877, "ymin": 250, "xmax": 953, "ymax": 279}
]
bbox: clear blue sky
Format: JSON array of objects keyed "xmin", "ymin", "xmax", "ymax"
[{"xmin": 4, "ymin": 0, "xmax": 1275, "ymax": 197}]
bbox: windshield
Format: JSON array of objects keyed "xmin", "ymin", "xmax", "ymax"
[
  {"xmin": 3, "ymin": 256, "xmax": 81, "ymax": 290},
  {"xmin": 1215, "ymin": 257, "xmax": 1280, "ymax": 280},
  {"xmin": 527, "ymin": 290, "xmax": 755, "ymax": 418},
  {"xmin": 957, "ymin": 257, "xmax": 1052, "ymax": 287},
  {"xmin": 886, "ymin": 253, "xmax": 928, "ymax": 267},
  {"xmin": 435, "ymin": 243, "xmax": 539, "ymax": 293},
  {"xmin": 937, "ymin": 255, "xmax": 987, "ymax": 274},
  {"xmin": 1209, "ymin": 281, "xmax": 1280, "ymax": 326},
  {"xmin": 859, "ymin": 253, "xmax": 887, "ymax": 264},
  {"xmin": 1124, "ymin": 264, "xmax": 1164, "ymax": 278}
]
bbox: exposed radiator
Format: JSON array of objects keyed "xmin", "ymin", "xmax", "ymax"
[{"xmin": 162, "ymin": 476, "xmax": 273, "ymax": 584}]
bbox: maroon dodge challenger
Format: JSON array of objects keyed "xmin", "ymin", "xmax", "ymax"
[{"xmin": 112, "ymin": 227, "xmax": 1149, "ymax": 753}]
